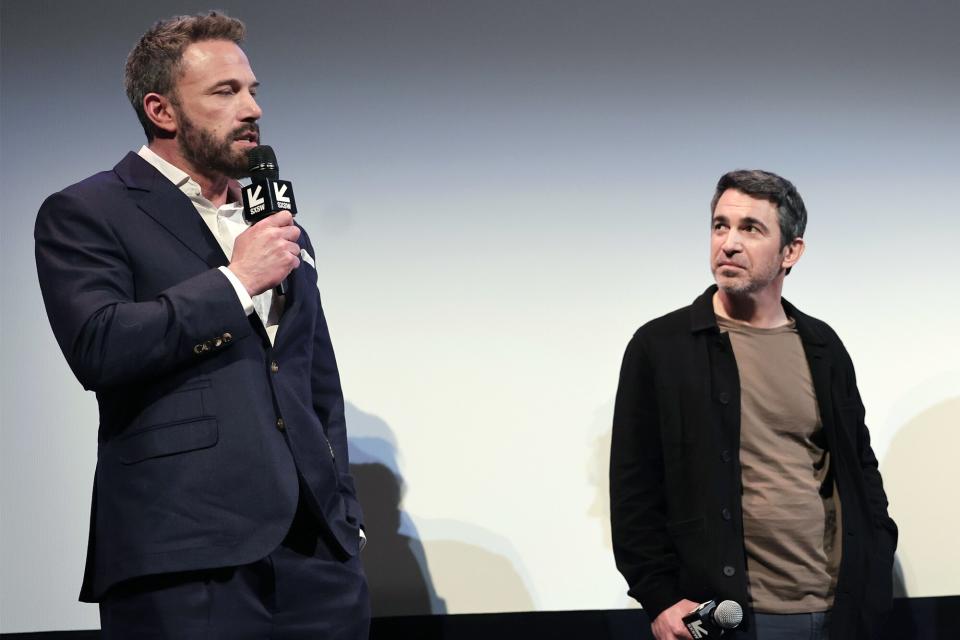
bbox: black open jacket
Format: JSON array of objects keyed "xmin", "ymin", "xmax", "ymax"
[{"xmin": 610, "ymin": 286, "xmax": 897, "ymax": 639}]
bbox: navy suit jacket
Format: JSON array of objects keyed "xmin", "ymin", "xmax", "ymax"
[{"xmin": 35, "ymin": 152, "xmax": 363, "ymax": 602}]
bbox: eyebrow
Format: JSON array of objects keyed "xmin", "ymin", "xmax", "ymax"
[
  {"xmin": 712, "ymin": 214, "xmax": 770, "ymax": 231},
  {"xmin": 739, "ymin": 216, "xmax": 769, "ymax": 230},
  {"xmin": 209, "ymin": 79, "xmax": 261, "ymax": 90}
]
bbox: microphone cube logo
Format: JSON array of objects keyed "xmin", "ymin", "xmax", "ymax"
[
  {"xmin": 242, "ymin": 178, "xmax": 297, "ymax": 223},
  {"xmin": 687, "ymin": 619, "xmax": 709, "ymax": 638},
  {"xmin": 244, "ymin": 184, "xmax": 266, "ymax": 216},
  {"xmin": 272, "ymin": 181, "xmax": 294, "ymax": 211}
]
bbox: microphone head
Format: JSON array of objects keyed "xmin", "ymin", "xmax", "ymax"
[
  {"xmin": 247, "ymin": 145, "xmax": 279, "ymax": 179},
  {"xmin": 714, "ymin": 600, "xmax": 744, "ymax": 629}
]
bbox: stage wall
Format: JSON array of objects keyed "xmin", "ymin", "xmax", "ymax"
[{"xmin": 1, "ymin": 1, "xmax": 957, "ymax": 633}]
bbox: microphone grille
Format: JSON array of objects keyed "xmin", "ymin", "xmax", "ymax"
[
  {"xmin": 247, "ymin": 145, "xmax": 279, "ymax": 179},
  {"xmin": 714, "ymin": 600, "xmax": 743, "ymax": 629}
]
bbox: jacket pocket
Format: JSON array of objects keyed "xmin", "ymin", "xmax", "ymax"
[{"xmin": 117, "ymin": 417, "xmax": 218, "ymax": 464}]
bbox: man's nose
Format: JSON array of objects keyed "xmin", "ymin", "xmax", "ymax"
[
  {"xmin": 722, "ymin": 231, "xmax": 742, "ymax": 253},
  {"xmin": 241, "ymin": 92, "xmax": 262, "ymax": 121}
]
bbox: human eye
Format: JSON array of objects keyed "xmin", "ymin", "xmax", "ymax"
[{"xmin": 212, "ymin": 82, "xmax": 238, "ymax": 96}]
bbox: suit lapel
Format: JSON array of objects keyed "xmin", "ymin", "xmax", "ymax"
[
  {"xmin": 272, "ymin": 238, "xmax": 307, "ymax": 348},
  {"xmin": 115, "ymin": 153, "xmax": 313, "ymax": 347},
  {"xmin": 113, "ymin": 152, "xmax": 229, "ymax": 269}
]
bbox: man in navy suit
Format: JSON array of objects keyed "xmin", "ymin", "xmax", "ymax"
[{"xmin": 34, "ymin": 11, "xmax": 369, "ymax": 638}]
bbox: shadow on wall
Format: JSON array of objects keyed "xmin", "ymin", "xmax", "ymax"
[
  {"xmin": 347, "ymin": 403, "xmax": 537, "ymax": 615},
  {"xmin": 881, "ymin": 397, "xmax": 960, "ymax": 601},
  {"xmin": 346, "ymin": 403, "xmax": 446, "ymax": 616},
  {"xmin": 419, "ymin": 530, "xmax": 536, "ymax": 614}
]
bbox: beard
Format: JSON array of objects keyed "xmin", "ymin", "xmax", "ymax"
[
  {"xmin": 712, "ymin": 256, "xmax": 784, "ymax": 296},
  {"xmin": 176, "ymin": 112, "xmax": 258, "ymax": 179},
  {"xmin": 715, "ymin": 272, "xmax": 766, "ymax": 296}
]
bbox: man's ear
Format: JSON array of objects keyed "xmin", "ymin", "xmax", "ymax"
[
  {"xmin": 782, "ymin": 237, "xmax": 805, "ymax": 271},
  {"xmin": 143, "ymin": 92, "xmax": 177, "ymax": 136}
]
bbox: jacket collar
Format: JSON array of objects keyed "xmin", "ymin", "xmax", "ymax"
[
  {"xmin": 113, "ymin": 152, "xmax": 228, "ymax": 269},
  {"xmin": 689, "ymin": 283, "xmax": 827, "ymax": 346},
  {"xmin": 689, "ymin": 285, "xmax": 720, "ymax": 333}
]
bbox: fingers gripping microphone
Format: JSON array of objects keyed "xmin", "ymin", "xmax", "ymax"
[
  {"xmin": 682, "ymin": 600, "xmax": 743, "ymax": 638},
  {"xmin": 241, "ymin": 145, "xmax": 298, "ymax": 295}
]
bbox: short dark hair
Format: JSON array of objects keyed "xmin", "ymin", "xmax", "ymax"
[
  {"xmin": 125, "ymin": 11, "xmax": 246, "ymax": 140},
  {"xmin": 710, "ymin": 169, "xmax": 807, "ymax": 248}
]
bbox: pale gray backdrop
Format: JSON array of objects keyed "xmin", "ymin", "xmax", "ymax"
[{"xmin": 2, "ymin": 0, "xmax": 958, "ymax": 633}]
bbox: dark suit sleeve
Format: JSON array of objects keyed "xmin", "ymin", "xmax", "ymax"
[
  {"xmin": 609, "ymin": 333, "xmax": 683, "ymax": 620},
  {"xmin": 301, "ymin": 233, "xmax": 363, "ymax": 528},
  {"xmin": 35, "ymin": 190, "xmax": 252, "ymax": 391}
]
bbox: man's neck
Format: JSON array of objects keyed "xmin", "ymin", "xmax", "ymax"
[
  {"xmin": 147, "ymin": 139, "xmax": 230, "ymax": 207},
  {"xmin": 713, "ymin": 286, "xmax": 789, "ymax": 328}
]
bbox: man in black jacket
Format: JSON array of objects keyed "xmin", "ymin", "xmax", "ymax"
[{"xmin": 610, "ymin": 170, "xmax": 896, "ymax": 640}]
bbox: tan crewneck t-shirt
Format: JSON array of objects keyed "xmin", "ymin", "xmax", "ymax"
[{"xmin": 718, "ymin": 315, "xmax": 841, "ymax": 613}]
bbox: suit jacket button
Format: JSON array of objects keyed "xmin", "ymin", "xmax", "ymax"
[
  {"xmin": 721, "ymin": 508, "xmax": 732, "ymax": 521},
  {"xmin": 223, "ymin": 332, "xmax": 233, "ymax": 343},
  {"xmin": 722, "ymin": 565, "xmax": 736, "ymax": 577},
  {"xmin": 270, "ymin": 361, "xmax": 279, "ymax": 374},
  {"xmin": 718, "ymin": 392, "xmax": 730, "ymax": 404},
  {"xmin": 721, "ymin": 449, "xmax": 732, "ymax": 462},
  {"xmin": 276, "ymin": 417, "xmax": 285, "ymax": 431}
]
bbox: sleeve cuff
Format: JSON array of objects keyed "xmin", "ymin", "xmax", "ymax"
[{"xmin": 218, "ymin": 266, "xmax": 255, "ymax": 316}]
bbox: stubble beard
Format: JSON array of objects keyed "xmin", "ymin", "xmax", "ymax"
[
  {"xmin": 713, "ymin": 257, "xmax": 783, "ymax": 297},
  {"xmin": 716, "ymin": 274, "xmax": 763, "ymax": 296},
  {"xmin": 177, "ymin": 112, "xmax": 253, "ymax": 179}
]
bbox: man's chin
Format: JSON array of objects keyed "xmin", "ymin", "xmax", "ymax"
[
  {"xmin": 219, "ymin": 150, "xmax": 251, "ymax": 179},
  {"xmin": 714, "ymin": 276, "xmax": 754, "ymax": 296}
]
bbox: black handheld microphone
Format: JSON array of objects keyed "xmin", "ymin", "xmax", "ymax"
[
  {"xmin": 241, "ymin": 145, "xmax": 298, "ymax": 295},
  {"xmin": 682, "ymin": 600, "xmax": 743, "ymax": 638}
]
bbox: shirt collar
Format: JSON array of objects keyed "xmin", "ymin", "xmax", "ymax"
[
  {"xmin": 137, "ymin": 145, "xmax": 192, "ymax": 190},
  {"xmin": 137, "ymin": 145, "xmax": 243, "ymax": 210}
]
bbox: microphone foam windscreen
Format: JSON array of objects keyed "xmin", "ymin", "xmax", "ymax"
[
  {"xmin": 247, "ymin": 145, "xmax": 279, "ymax": 180},
  {"xmin": 715, "ymin": 600, "xmax": 744, "ymax": 629}
]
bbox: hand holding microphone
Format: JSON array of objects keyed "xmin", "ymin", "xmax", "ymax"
[
  {"xmin": 682, "ymin": 599, "xmax": 743, "ymax": 639},
  {"xmin": 229, "ymin": 211, "xmax": 300, "ymax": 296},
  {"xmin": 652, "ymin": 598, "xmax": 743, "ymax": 640},
  {"xmin": 232, "ymin": 145, "xmax": 301, "ymax": 296},
  {"xmin": 652, "ymin": 599, "xmax": 700, "ymax": 639}
]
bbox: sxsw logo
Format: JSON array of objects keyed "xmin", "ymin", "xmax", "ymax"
[
  {"xmin": 245, "ymin": 184, "xmax": 267, "ymax": 215},
  {"xmin": 243, "ymin": 179, "xmax": 297, "ymax": 222}
]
